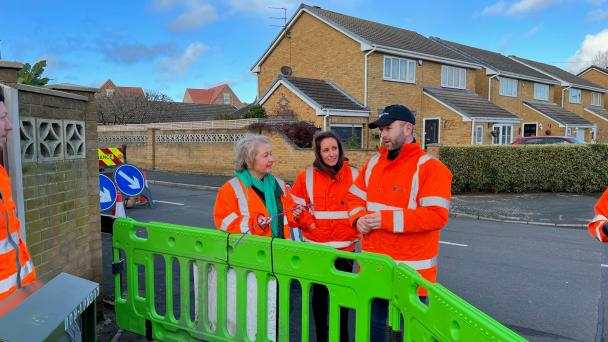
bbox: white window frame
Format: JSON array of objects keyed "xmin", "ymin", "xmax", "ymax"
[
  {"xmin": 474, "ymin": 124, "xmax": 484, "ymax": 145},
  {"xmin": 330, "ymin": 124, "xmax": 363, "ymax": 148},
  {"xmin": 441, "ymin": 65, "xmax": 466, "ymax": 89},
  {"xmin": 522, "ymin": 122, "xmax": 538, "ymax": 137},
  {"xmin": 383, "ymin": 55, "xmax": 416, "ymax": 83},
  {"xmin": 592, "ymin": 92, "xmax": 602, "ymax": 106},
  {"xmin": 223, "ymin": 93, "xmax": 231, "ymax": 104},
  {"xmin": 569, "ymin": 88, "xmax": 581, "ymax": 104},
  {"xmin": 492, "ymin": 124, "xmax": 513, "ymax": 145},
  {"xmin": 499, "ymin": 77, "xmax": 518, "ymax": 97},
  {"xmin": 533, "ymin": 83, "xmax": 549, "ymax": 101}
]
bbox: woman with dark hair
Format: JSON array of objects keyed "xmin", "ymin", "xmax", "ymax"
[{"xmin": 291, "ymin": 130, "xmax": 360, "ymax": 342}]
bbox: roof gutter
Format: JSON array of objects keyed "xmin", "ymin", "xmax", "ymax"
[
  {"xmin": 364, "ymin": 46, "xmax": 377, "ymax": 107},
  {"xmin": 373, "ymin": 45, "xmax": 481, "ymax": 70}
]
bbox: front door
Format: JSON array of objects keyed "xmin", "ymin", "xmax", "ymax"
[
  {"xmin": 576, "ymin": 127, "xmax": 585, "ymax": 142},
  {"xmin": 424, "ymin": 119, "xmax": 439, "ymax": 149},
  {"xmin": 523, "ymin": 123, "xmax": 537, "ymax": 137}
]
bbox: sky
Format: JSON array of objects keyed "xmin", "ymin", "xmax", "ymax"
[{"xmin": 2, "ymin": 0, "xmax": 608, "ymax": 103}]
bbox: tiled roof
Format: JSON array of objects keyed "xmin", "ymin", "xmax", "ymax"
[
  {"xmin": 117, "ymin": 86, "xmax": 144, "ymax": 96},
  {"xmin": 302, "ymin": 5, "xmax": 477, "ymax": 65},
  {"xmin": 423, "ymin": 87, "xmax": 520, "ymax": 120},
  {"xmin": 585, "ymin": 105, "xmax": 608, "ymax": 121},
  {"xmin": 184, "ymin": 84, "xmax": 228, "ymax": 104},
  {"xmin": 511, "ymin": 56, "xmax": 606, "ymax": 91},
  {"xmin": 282, "ymin": 76, "xmax": 368, "ymax": 111},
  {"xmin": 431, "ymin": 38, "xmax": 557, "ymax": 83},
  {"xmin": 523, "ymin": 100, "xmax": 593, "ymax": 126},
  {"xmin": 98, "ymin": 102, "xmax": 237, "ymax": 124}
]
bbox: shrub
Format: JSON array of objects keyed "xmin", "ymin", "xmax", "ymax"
[
  {"xmin": 248, "ymin": 121, "xmax": 320, "ymax": 148},
  {"xmin": 438, "ymin": 144, "xmax": 608, "ymax": 194},
  {"xmin": 241, "ymin": 104, "xmax": 267, "ymax": 119}
]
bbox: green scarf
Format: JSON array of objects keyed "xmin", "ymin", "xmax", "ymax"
[{"xmin": 235, "ymin": 169, "xmax": 283, "ymax": 237}]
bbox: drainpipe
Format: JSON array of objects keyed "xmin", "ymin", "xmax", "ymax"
[
  {"xmin": 470, "ymin": 120, "xmax": 475, "ymax": 144},
  {"xmin": 488, "ymin": 74, "xmax": 499, "ymax": 101},
  {"xmin": 323, "ymin": 109, "xmax": 330, "ymax": 131},
  {"xmin": 364, "ymin": 47, "xmax": 377, "ymax": 107},
  {"xmin": 561, "ymin": 86, "xmax": 571, "ymax": 108}
]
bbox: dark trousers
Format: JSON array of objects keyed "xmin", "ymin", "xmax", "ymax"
[
  {"xmin": 312, "ymin": 258, "xmax": 353, "ymax": 342},
  {"xmin": 370, "ymin": 296, "xmax": 428, "ymax": 342}
]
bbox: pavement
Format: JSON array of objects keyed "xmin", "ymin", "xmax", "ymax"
[{"xmin": 147, "ymin": 170, "xmax": 600, "ymax": 228}]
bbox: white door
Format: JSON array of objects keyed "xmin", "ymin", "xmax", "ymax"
[{"xmin": 576, "ymin": 128, "xmax": 585, "ymax": 142}]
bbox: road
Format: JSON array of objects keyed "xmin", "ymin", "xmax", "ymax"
[{"xmin": 101, "ymin": 184, "xmax": 606, "ymax": 341}]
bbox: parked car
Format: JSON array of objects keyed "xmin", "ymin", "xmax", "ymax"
[{"xmin": 511, "ymin": 136, "xmax": 584, "ymax": 145}]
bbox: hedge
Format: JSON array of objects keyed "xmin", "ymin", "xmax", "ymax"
[{"xmin": 438, "ymin": 144, "xmax": 608, "ymax": 194}]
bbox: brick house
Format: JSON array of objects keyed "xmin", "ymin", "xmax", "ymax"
[
  {"xmin": 430, "ymin": 38, "xmax": 598, "ymax": 143},
  {"xmin": 577, "ymin": 65, "xmax": 608, "ymax": 132},
  {"xmin": 183, "ymin": 84, "xmax": 244, "ymax": 109},
  {"xmin": 252, "ymin": 4, "xmax": 529, "ymax": 149},
  {"xmin": 508, "ymin": 57, "xmax": 607, "ymax": 142},
  {"xmin": 99, "ymin": 79, "xmax": 144, "ymax": 96}
]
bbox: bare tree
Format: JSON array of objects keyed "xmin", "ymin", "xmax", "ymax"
[
  {"xmin": 592, "ymin": 50, "xmax": 608, "ymax": 69},
  {"xmin": 97, "ymin": 90, "xmax": 178, "ymax": 124}
]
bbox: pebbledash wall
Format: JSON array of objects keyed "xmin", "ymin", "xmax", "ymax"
[
  {"xmin": 0, "ymin": 61, "xmax": 102, "ymax": 286},
  {"xmin": 97, "ymin": 124, "xmax": 378, "ymax": 180}
]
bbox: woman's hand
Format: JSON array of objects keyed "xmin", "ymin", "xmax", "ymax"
[{"xmin": 257, "ymin": 215, "xmax": 273, "ymax": 228}]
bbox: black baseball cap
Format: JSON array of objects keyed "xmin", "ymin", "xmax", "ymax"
[{"xmin": 369, "ymin": 104, "xmax": 415, "ymax": 129}]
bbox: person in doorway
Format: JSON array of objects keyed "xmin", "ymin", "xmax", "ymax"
[
  {"xmin": 290, "ymin": 130, "xmax": 360, "ymax": 342},
  {"xmin": 0, "ymin": 89, "xmax": 37, "ymax": 303},
  {"xmin": 588, "ymin": 188, "xmax": 608, "ymax": 242},
  {"xmin": 346, "ymin": 104, "xmax": 452, "ymax": 342}
]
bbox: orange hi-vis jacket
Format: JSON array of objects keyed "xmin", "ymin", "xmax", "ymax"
[
  {"xmin": 346, "ymin": 143, "xmax": 452, "ymax": 287},
  {"xmin": 214, "ymin": 176, "xmax": 298, "ymax": 239},
  {"xmin": 291, "ymin": 161, "xmax": 361, "ymax": 251},
  {"xmin": 588, "ymin": 188, "xmax": 608, "ymax": 243},
  {"xmin": 0, "ymin": 165, "xmax": 36, "ymax": 301}
]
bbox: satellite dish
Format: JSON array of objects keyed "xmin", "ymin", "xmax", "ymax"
[{"xmin": 280, "ymin": 66, "xmax": 292, "ymax": 76}]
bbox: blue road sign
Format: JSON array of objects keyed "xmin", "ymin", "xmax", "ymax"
[
  {"xmin": 114, "ymin": 164, "xmax": 145, "ymax": 197},
  {"xmin": 99, "ymin": 174, "xmax": 117, "ymax": 211}
]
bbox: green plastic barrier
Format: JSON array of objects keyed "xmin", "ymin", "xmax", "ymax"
[{"xmin": 112, "ymin": 218, "xmax": 525, "ymax": 341}]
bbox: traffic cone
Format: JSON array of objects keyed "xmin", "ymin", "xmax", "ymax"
[{"xmin": 115, "ymin": 191, "xmax": 127, "ymax": 218}]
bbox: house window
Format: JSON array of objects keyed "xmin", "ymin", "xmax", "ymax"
[
  {"xmin": 223, "ymin": 93, "xmax": 231, "ymax": 104},
  {"xmin": 592, "ymin": 92, "xmax": 602, "ymax": 106},
  {"xmin": 383, "ymin": 56, "xmax": 416, "ymax": 83},
  {"xmin": 106, "ymin": 89, "xmax": 115, "ymax": 96},
  {"xmin": 533, "ymin": 83, "xmax": 549, "ymax": 101},
  {"xmin": 474, "ymin": 125, "xmax": 483, "ymax": 144},
  {"xmin": 499, "ymin": 77, "xmax": 518, "ymax": 97},
  {"xmin": 441, "ymin": 65, "xmax": 466, "ymax": 89},
  {"xmin": 569, "ymin": 88, "xmax": 581, "ymax": 104},
  {"xmin": 492, "ymin": 124, "xmax": 513, "ymax": 144},
  {"xmin": 331, "ymin": 124, "xmax": 363, "ymax": 148}
]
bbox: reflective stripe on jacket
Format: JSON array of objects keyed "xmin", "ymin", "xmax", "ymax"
[
  {"xmin": 291, "ymin": 161, "xmax": 360, "ymax": 251},
  {"xmin": 0, "ymin": 165, "xmax": 36, "ymax": 301},
  {"xmin": 588, "ymin": 188, "xmax": 608, "ymax": 243},
  {"xmin": 346, "ymin": 143, "xmax": 452, "ymax": 291},
  {"xmin": 213, "ymin": 175, "xmax": 297, "ymax": 239}
]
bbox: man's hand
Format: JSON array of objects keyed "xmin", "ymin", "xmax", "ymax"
[
  {"xmin": 356, "ymin": 212, "xmax": 381, "ymax": 234},
  {"xmin": 292, "ymin": 204, "xmax": 306, "ymax": 218}
]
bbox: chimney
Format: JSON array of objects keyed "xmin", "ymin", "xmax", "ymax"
[{"xmin": 0, "ymin": 60, "xmax": 23, "ymax": 87}]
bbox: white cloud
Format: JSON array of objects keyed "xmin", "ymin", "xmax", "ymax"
[
  {"xmin": 482, "ymin": 0, "xmax": 560, "ymax": 15},
  {"xmin": 526, "ymin": 23, "xmax": 543, "ymax": 37},
  {"xmin": 156, "ymin": 42, "xmax": 207, "ymax": 79},
  {"xmin": 507, "ymin": 0, "xmax": 560, "ymax": 14},
  {"xmin": 482, "ymin": 2, "xmax": 508, "ymax": 15},
  {"xmin": 224, "ymin": 0, "xmax": 301, "ymax": 15},
  {"xmin": 567, "ymin": 29, "xmax": 608, "ymax": 72},
  {"xmin": 152, "ymin": 0, "xmax": 218, "ymax": 31},
  {"xmin": 170, "ymin": 2, "xmax": 217, "ymax": 32},
  {"xmin": 588, "ymin": 8, "xmax": 608, "ymax": 21}
]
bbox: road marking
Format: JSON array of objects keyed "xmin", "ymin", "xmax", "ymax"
[
  {"xmin": 440, "ymin": 240, "xmax": 468, "ymax": 247},
  {"xmin": 154, "ymin": 200, "xmax": 185, "ymax": 206},
  {"xmin": 601, "ymin": 264, "xmax": 608, "ymax": 268}
]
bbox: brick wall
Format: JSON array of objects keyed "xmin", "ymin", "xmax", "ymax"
[
  {"xmin": 98, "ymin": 126, "xmax": 378, "ymax": 180},
  {"xmin": 9, "ymin": 83, "xmax": 102, "ymax": 285},
  {"xmin": 579, "ymin": 69, "xmax": 608, "ymax": 109}
]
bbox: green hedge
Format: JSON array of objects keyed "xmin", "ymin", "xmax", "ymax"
[{"xmin": 438, "ymin": 144, "xmax": 608, "ymax": 194}]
